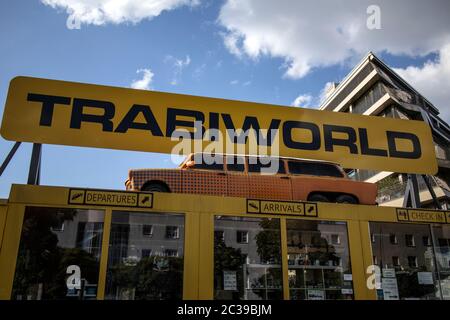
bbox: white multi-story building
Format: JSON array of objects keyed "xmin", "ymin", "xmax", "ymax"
[{"xmin": 320, "ymin": 52, "xmax": 450, "ymax": 208}]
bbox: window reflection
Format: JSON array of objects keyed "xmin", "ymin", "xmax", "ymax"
[
  {"xmin": 286, "ymin": 220, "xmax": 353, "ymax": 300},
  {"xmin": 370, "ymin": 222, "xmax": 440, "ymax": 300},
  {"xmin": 105, "ymin": 211, "xmax": 184, "ymax": 300},
  {"xmin": 12, "ymin": 207, "xmax": 104, "ymax": 300},
  {"xmin": 432, "ymin": 225, "xmax": 450, "ymax": 300},
  {"xmin": 214, "ymin": 216, "xmax": 283, "ymax": 300}
]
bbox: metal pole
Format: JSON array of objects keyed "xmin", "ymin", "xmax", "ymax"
[
  {"xmin": 27, "ymin": 143, "xmax": 42, "ymax": 185},
  {"xmin": 410, "ymin": 174, "xmax": 421, "ymax": 208},
  {"xmin": 422, "ymin": 175, "xmax": 442, "ymax": 210},
  {"xmin": 403, "ymin": 174, "xmax": 421, "ymax": 208},
  {"xmin": 0, "ymin": 141, "xmax": 21, "ymax": 177}
]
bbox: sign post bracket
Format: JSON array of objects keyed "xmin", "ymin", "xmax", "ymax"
[
  {"xmin": 27, "ymin": 143, "xmax": 41, "ymax": 185},
  {"xmin": 0, "ymin": 141, "xmax": 21, "ymax": 177}
]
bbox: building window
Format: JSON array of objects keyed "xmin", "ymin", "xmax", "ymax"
[
  {"xmin": 438, "ymin": 238, "xmax": 449, "ymax": 248},
  {"xmin": 371, "ymin": 233, "xmax": 375, "ymax": 243},
  {"xmin": 392, "ymin": 256, "xmax": 400, "ymax": 267},
  {"xmin": 142, "ymin": 224, "xmax": 153, "ymax": 237},
  {"xmin": 50, "ymin": 221, "xmax": 65, "ymax": 232},
  {"xmin": 236, "ymin": 230, "xmax": 249, "ymax": 244},
  {"xmin": 214, "ymin": 230, "xmax": 225, "ymax": 242},
  {"xmin": 331, "ymin": 234, "xmax": 341, "ymax": 245},
  {"xmin": 422, "ymin": 236, "xmax": 431, "ymax": 246},
  {"xmin": 142, "ymin": 249, "xmax": 152, "ymax": 258},
  {"xmin": 405, "ymin": 234, "xmax": 415, "ymax": 247},
  {"xmin": 373, "ymin": 256, "xmax": 378, "ymax": 265},
  {"xmin": 408, "ymin": 256, "xmax": 418, "ymax": 268},
  {"xmin": 166, "ymin": 226, "xmax": 180, "ymax": 239},
  {"xmin": 390, "ymin": 234, "xmax": 398, "ymax": 244},
  {"xmin": 164, "ymin": 249, "xmax": 178, "ymax": 257}
]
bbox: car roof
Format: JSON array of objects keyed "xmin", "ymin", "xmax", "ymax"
[{"xmin": 179, "ymin": 152, "xmax": 342, "ymax": 168}]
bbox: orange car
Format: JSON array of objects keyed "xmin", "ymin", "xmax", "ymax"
[{"xmin": 125, "ymin": 153, "xmax": 377, "ymax": 204}]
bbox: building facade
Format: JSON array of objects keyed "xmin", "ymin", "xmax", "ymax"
[{"xmin": 320, "ymin": 52, "xmax": 450, "ymax": 209}]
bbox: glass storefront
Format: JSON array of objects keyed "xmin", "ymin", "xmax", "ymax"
[
  {"xmin": 12, "ymin": 207, "xmax": 104, "ymax": 300},
  {"xmin": 369, "ymin": 222, "xmax": 446, "ymax": 300},
  {"xmin": 214, "ymin": 216, "xmax": 283, "ymax": 300},
  {"xmin": 431, "ymin": 225, "xmax": 450, "ymax": 299},
  {"xmin": 105, "ymin": 211, "xmax": 184, "ymax": 300},
  {"xmin": 287, "ymin": 220, "xmax": 354, "ymax": 300}
]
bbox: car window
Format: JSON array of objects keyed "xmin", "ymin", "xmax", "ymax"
[
  {"xmin": 193, "ymin": 155, "xmax": 224, "ymax": 171},
  {"xmin": 247, "ymin": 157, "xmax": 286, "ymax": 174},
  {"xmin": 288, "ymin": 161, "xmax": 343, "ymax": 177},
  {"xmin": 226, "ymin": 156, "xmax": 245, "ymax": 172}
]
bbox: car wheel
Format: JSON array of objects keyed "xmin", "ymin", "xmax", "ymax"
[
  {"xmin": 307, "ymin": 194, "xmax": 330, "ymax": 203},
  {"xmin": 141, "ymin": 183, "xmax": 169, "ymax": 192},
  {"xmin": 336, "ymin": 194, "xmax": 358, "ymax": 204}
]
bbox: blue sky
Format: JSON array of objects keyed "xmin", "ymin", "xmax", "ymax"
[{"xmin": 0, "ymin": 0, "xmax": 449, "ymax": 198}]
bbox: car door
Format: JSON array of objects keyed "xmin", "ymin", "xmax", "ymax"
[
  {"xmin": 181, "ymin": 155, "xmax": 227, "ymax": 196},
  {"xmin": 225, "ymin": 155, "xmax": 249, "ymax": 198},
  {"xmin": 247, "ymin": 157, "xmax": 292, "ymax": 200}
]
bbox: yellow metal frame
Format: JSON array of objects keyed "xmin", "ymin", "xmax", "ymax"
[{"xmin": 1, "ymin": 184, "xmax": 448, "ymax": 300}]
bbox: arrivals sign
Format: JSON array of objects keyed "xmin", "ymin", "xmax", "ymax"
[{"xmin": 0, "ymin": 76, "xmax": 438, "ymax": 174}]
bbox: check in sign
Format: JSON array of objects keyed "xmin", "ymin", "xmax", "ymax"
[
  {"xmin": 0, "ymin": 76, "xmax": 438, "ymax": 174},
  {"xmin": 396, "ymin": 208, "xmax": 448, "ymax": 224}
]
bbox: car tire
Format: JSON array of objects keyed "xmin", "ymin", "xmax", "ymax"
[
  {"xmin": 336, "ymin": 194, "xmax": 358, "ymax": 204},
  {"xmin": 307, "ymin": 194, "xmax": 330, "ymax": 203},
  {"xmin": 141, "ymin": 183, "xmax": 169, "ymax": 192}
]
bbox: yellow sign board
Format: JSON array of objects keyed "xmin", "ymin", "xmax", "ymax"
[
  {"xmin": 1, "ymin": 76, "xmax": 438, "ymax": 174},
  {"xmin": 396, "ymin": 208, "xmax": 448, "ymax": 224},
  {"xmin": 247, "ymin": 199, "xmax": 318, "ymax": 217},
  {"xmin": 68, "ymin": 188, "xmax": 153, "ymax": 208}
]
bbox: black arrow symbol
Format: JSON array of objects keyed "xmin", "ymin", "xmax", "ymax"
[
  {"xmin": 307, "ymin": 206, "xmax": 315, "ymax": 213},
  {"xmin": 248, "ymin": 202, "xmax": 259, "ymax": 210},
  {"xmin": 71, "ymin": 193, "xmax": 83, "ymax": 201},
  {"xmin": 141, "ymin": 196, "xmax": 150, "ymax": 204}
]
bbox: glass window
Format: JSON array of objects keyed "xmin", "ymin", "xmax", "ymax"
[
  {"xmin": 236, "ymin": 230, "xmax": 249, "ymax": 244},
  {"xmin": 432, "ymin": 225, "xmax": 450, "ymax": 300},
  {"xmin": 214, "ymin": 216, "xmax": 283, "ymax": 300},
  {"xmin": 369, "ymin": 222, "xmax": 441, "ymax": 300},
  {"xmin": 390, "ymin": 234, "xmax": 398, "ymax": 244},
  {"xmin": 165, "ymin": 226, "xmax": 180, "ymax": 239},
  {"xmin": 288, "ymin": 161, "xmax": 343, "ymax": 178},
  {"xmin": 248, "ymin": 157, "xmax": 286, "ymax": 174},
  {"xmin": 423, "ymin": 236, "xmax": 431, "ymax": 247},
  {"xmin": 405, "ymin": 235, "xmax": 415, "ymax": 247},
  {"xmin": 12, "ymin": 207, "xmax": 104, "ymax": 300},
  {"xmin": 226, "ymin": 156, "xmax": 245, "ymax": 172},
  {"xmin": 142, "ymin": 224, "xmax": 153, "ymax": 237},
  {"xmin": 105, "ymin": 211, "xmax": 184, "ymax": 300},
  {"xmin": 193, "ymin": 154, "xmax": 224, "ymax": 171},
  {"xmin": 287, "ymin": 220, "xmax": 354, "ymax": 300}
]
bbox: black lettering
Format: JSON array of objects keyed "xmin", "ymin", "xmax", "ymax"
[
  {"xmin": 114, "ymin": 104, "xmax": 163, "ymax": 136},
  {"xmin": 358, "ymin": 128, "xmax": 388, "ymax": 157},
  {"xmin": 70, "ymin": 98, "xmax": 115, "ymax": 132},
  {"xmin": 283, "ymin": 121, "xmax": 321, "ymax": 150},
  {"xmin": 27, "ymin": 93, "xmax": 71, "ymax": 126},
  {"xmin": 166, "ymin": 108, "xmax": 205, "ymax": 139},
  {"xmin": 387, "ymin": 131, "xmax": 422, "ymax": 159},
  {"xmin": 324, "ymin": 124, "xmax": 358, "ymax": 154},
  {"xmin": 222, "ymin": 114, "xmax": 280, "ymax": 145},
  {"xmin": 208, "ymin": 112, "xmax": 220, "ymax": 141}
]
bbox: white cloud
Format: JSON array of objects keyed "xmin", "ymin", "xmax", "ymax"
[
  {"xmin": 165, "ymin": 55, "xmax": 191, "ymax": 85},
  {"xmin": 41, "ymin": 0, "xmax": 200, "ymax": 29},
  {"xmin": 230, "ymin": 80, "xmax": 239, "ymax": 85},
  {"xmin": 394, "ymin": 44, "xmax": 450, "ymax": 123},
  {"xmin": 130, "ymin": 68, "xmax": 154, "ymax": 90},
  {"xmin": 218, "ymin": 0, "xmax": 450, "ymax": 79},
  {"xmin": 291, "ymin": 94, "xmax": 313, "ymax": 108}
]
